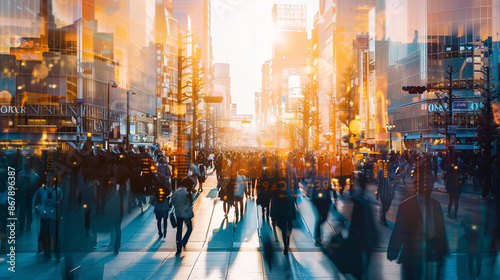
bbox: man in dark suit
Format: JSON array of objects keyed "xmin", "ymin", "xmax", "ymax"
[{"xmin": 387, "ymin": 156, "xmax": 448, "ymax": 280}]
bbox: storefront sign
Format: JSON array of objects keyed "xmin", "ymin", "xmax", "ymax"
[
  {"xmin": 452, "ymin": 101, "xmax": 468, "ymax": 111},
  {"xmin": 428, "ymin": 102, "xmax": 482, "ymax": 113},
  {"xmin": 428, "ymin": 103, "xmax": 446, "ymax": 112},
  {"xmin": 0, "ymin": 105, "xmax": 26, "ymax": 114}
]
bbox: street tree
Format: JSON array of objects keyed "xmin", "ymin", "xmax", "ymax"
[
  {"xmin": 290, "ymin": 81, "xmax": 320, "ymax": 151},
  {"xmin": 337, "ymin": 66, "xmax": 358, "ymax": 143},
  {"xmin": 176, "ymin": 33, "xmax": 204, "ymax": 162},
  {"xmin": 474, "ymin": 66, "xmax": 498, "ymax": 157}
]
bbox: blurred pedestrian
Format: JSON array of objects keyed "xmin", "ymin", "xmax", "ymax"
[
  {"xmin": 271, "ymin": 156, "xmax": 296, "ymax": 255},
  {"xmin": 17, "ymin": 157, "xmax": 40, "ymax": 233},
  {"xmin": 443, "ymin": 163, "xmax": 460, "ymax": 219},
  {"xmin": 171, "ymin": 177, "xmax": 194, "ymax": 254},
  {"xmin": 188, "ymin": 162, "xmax": 200, "ymax": 191},
  {"xmin": 154, "ymin": 174, "xmax": 171, "ymax": 239},
  {"xmin": 312, "ymin": 155, "xmax": 332, "ymax": 245},
  {"xmin": 234, "ymin": 169, "xmax": 247, "ymax": 220},
  {"xmin": 458, "ymin": 220, "xmax": 483, "ymax": 279},
  {"xmin": 388, "ymin": 158, "xmax": 448, "ymax": 280},
  {"xmin": 376, "ymin": 161, "xmax": 396, "ymax": 226},
  {"xmin": 197, "ymin": 162, "xmax": 206, "ymax": 193},
  {"xmin": 257, "ymin": 155, "xmax": 272, "ymax": 220},
  {"xmin": 433, "ymin": 155, "xmax": 439, "ymax": 180},
  {"xmin": 33, "ymin": 173, "xmax": 63, "ymax": 258}
]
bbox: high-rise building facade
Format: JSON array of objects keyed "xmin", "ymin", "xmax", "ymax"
[
  {"xmin": 254, "ymin": 91, "xmax": 262, "ymax": 130},
  {"xmin": 173, "ymin": 0, "xmax": 213, "ymax": 97},
  {"xmin": 260, "ymin": 60, "xmax": 272, "ymax": 130},
  {"xmin": 375, "ymin": 0, "xmax": 499, "ymax": 151},
  {"xmin": 316, "ymin": 0, "xmax": 375, "ymax": 151},
  {"xmin": 0, "ymin": 0, "xmax": 162, "ymax": 148},
  {"xmin": 0, "ymin": 0, "xmax": 194, "ymax": 150},
  {"xmin": 213, "ymin": 63, "xmax": 230, "ymax": 120},
  {"xmin": 270, "ymin": 4, "xmax": 308, "ymax": 149},
  {"xmin": 271, "ymin": 4, "xmax": 308, "ymax": 117}
]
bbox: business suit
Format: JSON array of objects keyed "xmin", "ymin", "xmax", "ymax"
[{"xmin": 388, "ymin": 193, "xmax": 448, "ymax": 279}]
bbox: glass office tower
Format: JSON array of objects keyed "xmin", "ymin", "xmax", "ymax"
[
  {"xmin": 0, "ymin": 0, "xmax": 158, "ymax": 149},
  {"xmin": 375, "ymin": 0, "xmax": 499, "ymax": 151}
]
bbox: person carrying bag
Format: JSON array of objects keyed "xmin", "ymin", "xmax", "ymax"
[{"xmin": 171, "ymin": 177, "xmax": 194, "ymax": 254}]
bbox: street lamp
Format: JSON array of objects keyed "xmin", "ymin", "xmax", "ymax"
[
  {"xmin": 386, "ymin": 123, "xmax": 395, "ymax": 152},
  {"xmin": 126, "ymin": 90, "xmax": 136, "ymax": 150},
  {"xmin": 107, "ymin": 80, "xmax": 118, "ymax": 150}
]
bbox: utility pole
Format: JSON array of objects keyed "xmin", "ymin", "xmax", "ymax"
[
  {"xmin": 314, "ymin": 81, "xmax": 320, "ymax": 151},
  {"xmin": 403, "ymin": 65, "xmax": 466, "ymax": 164},
  {"xmin": 191, "ymin": 48, "xmax": 202, "ymax": 163},
  {"xmin": 444, "ymin": 65, "xmax": 458, "ymax": 163},
  {"xmin": 177, "ymin": 32, "xmax": 184, "ymax": 157}
]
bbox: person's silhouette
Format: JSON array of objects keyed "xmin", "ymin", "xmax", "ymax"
[{"xmin": 388, "ymin": 157, "xmax": 448, "ymax": 280}]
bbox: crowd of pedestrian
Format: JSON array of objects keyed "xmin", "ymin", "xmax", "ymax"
[
  {"xmin": 0, "ymin": 143, "xmax": 214, "ymax": 258},
  {"xmin": 2, "ymin": 143, "xmax": 500, "ymax": 280}
]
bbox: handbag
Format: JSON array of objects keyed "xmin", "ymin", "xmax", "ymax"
[{"xmin": 169, "ymin": 208, "xmax": 177, "ymax": 228}]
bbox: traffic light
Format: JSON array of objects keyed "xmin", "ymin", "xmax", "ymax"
[
  {"xmin": 419, "ymin": 132, "xmax": 423, "ymax": 141},
  {"xmin": 76, "ymin": 135, "xmax": 80, "ymax": 144},
  {"xmin": 402, "ymin": 86, "xmax": 426, "ymax": 94}
]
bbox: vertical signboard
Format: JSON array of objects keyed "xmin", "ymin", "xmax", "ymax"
[{"xmin": 42, "ymin": 150, "xmax": 57, "ymax": 174}]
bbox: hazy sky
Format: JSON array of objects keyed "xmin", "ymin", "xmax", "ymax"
[{"xmin": 211, "ymin": 0, "xmax": 319, "ymax": 115}]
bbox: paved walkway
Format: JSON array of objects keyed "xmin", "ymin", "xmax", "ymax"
[
  {"xmin": 2, "ymin": 170, "xmax": 500, "ymax": 279},
  {"xmin": 0, "ymin": 172, "xmax": 345, "ymax": 280}
]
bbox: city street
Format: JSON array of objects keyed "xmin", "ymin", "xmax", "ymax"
[{"xmin": 1, "ymin": 169, "xmax": 499, "ymax": 280}]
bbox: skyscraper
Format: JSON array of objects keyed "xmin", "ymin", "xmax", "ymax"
[
  {"xmin": 173, "ymin": 0, "xmax": 213, "ymax": 96},
  {"xmin": 316, "ymin": 0, "xmax": 375, "ymax": 151},
  {"xmin": 375, "ymin": 0, "xmax": 499, "ymax": 152}
]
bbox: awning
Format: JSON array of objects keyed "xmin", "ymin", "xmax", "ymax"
[
  {"xmin": 404, "ymin": 132, "xmax": 421, "ymax": 140},
  {"xmin": 424, "ymin": 132, "xmax": 445, "ymax": 138},
  {"xmin": 456, "ymin": 129, "xmax": 476, "ymax": 138},
  {"xmin": 429, "ymin": 144, "xmax": 446, "ymax": 150},
  {"xmin": 455, "ymin": 144, "xmax": 477, "ymax": 150}
]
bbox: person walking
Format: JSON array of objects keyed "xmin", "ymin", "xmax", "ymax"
[
  {"xmin": 33, "ymin": 173, "xmax": 63, "ymax": 258},
  {"xmin": 388, "ymin": 157, "xmax": 448, "ymax": 280},
  {"xmin": 312, "ymin": 154, "xmax": 332, "ymax": 245},
  {"xmin": 197, "ymin": 162, "xmax": 206, "ymax": 193},
  {"xmin": 444, "ymin": 163, "xmax": 461, "ymax": 219},
  {"xmin": 17, "ymin": 157, "xmax": 40, "ymax": 233},
  {"xmin": 154, "ymin": 174, "xmax": 171, "ymax": 239},
  {"xmin": 257, "ymin": 155, "xmax": 272, "ymax": 220},
  {"xmin": 433, "ymin": 155, "xmax": 439, "ymax": 180},
  {"xmin": 376, "ymin": 161, "xmax": 396, "ymax": 226},
  {"xmin": 189, "ymin": 162, "xmax": 200, "ymax": 191},
  {"xmin": 171, "ymin": 177, "xmax": 194, "ymax": 254},
  {"xmin": 271, "ymin": 155, "xmax": 296, "ymax": 255},
  {"xmin": 234, "ymin": 169, "xmax": 247, "ymax": 221}
]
